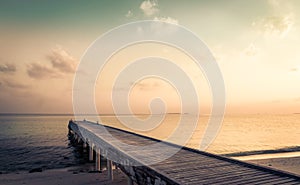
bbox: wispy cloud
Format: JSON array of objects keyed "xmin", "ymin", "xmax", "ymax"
[
  {"xmin": 133, "ymin": 81, "xmax": 161, "ymax": 91},
  {"xmin": 0, "ymin": 63, "xmax": 16, "ymax": 73},
  {"xmin": 153, "ymin": 16, "xmax": 178, "ymax": 25},
  {"xmin": 243, "ymin": 43, "xmax": 259, "ymax": 57},
  {"xmin": 290, "ymin": 68, "xmax": 298, "ymax": 72},
  {"xmin": 27, "ymin": 46, "xmax": 77, "ymax": 79},
  {"xmin": 140, "ymin": 0, "xmax": 159, "ymax": 17},
  {"xmin": 27, "ymin": 63, "xmax": 58, "ymax": 79},
  {"xmin": 290, "ymin": 66, "xmax": 299, "ymax": 72},
  {"xmin": 112, "ymin": 81, "xmax": 162, "ymax": 92},
  {"xmin": 253, "ymin": 0, "xmax": 294, "ymax": 38},
  {"xmin": 47, "ymin": 47, "xmax": 76, "ymax": 73},
  {"xmin": 255, "ymin": 15, "xmax": 294, "ymax": 37},
  {"xmin": 2, "ymin": 79, "xmax": 29, "ymax": 89},
  {"xmin": 0, "ymin": 77, "xmax": 30, "ymax": 90},
  {"xmin": 138, "ymin": 0, "xmax": 179, "ymax": 26}
]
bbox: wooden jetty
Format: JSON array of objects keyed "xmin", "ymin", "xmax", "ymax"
[{"xmin": 68, "ymin": 120, "xmax": 300, "ymax": 185}]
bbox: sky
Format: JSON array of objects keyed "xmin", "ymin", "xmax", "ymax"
[{"xmin": 0, "ymin": 0, "xmax": 299, "ymax": 114}]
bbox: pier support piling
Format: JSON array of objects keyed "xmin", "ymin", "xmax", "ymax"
[
  {"xmin": 127, "ymin": 176, "xmax": 134, "ymax": 185},
  {"xmin": 89, "ymin": 144, "xmax": 94, "ymax": 161},
  {"xmin": 96, "ymin": 148, "xmax": 101, "ymax": 171},
  {"xmin": 107, "ymin": 159, "xmax": 113, "ymax": 181},
  {"xmin": 74, "ymin": 134, "xmax": 77, "ymax": 141},
  {"xmin": 83, "ymin": 141, "xmax": 87, "ymax": 148}
]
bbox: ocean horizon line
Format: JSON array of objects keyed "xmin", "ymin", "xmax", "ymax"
[
  {"xmin": 0, "ymin": 113, "xmax": 299, "ymax": 116},
  {"xmin": 0, "ymin": 113, "xmax": 184, "ymax": 116}
]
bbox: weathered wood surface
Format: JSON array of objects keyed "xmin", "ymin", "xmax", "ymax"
[{"xmin": 68, "ymin": 120, "xmax": 300, "ymax": 185}]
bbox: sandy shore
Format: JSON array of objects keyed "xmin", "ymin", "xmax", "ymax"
[
  {"xmin": 231, "ymin": 152, "xmax": 300, "ymax": 176},
  {"xmin": 0, "ymin": 167, "xmax": 128, "ymax": 185},
  {"xmin": 247, "ymin": 156, "xmax": 300, "ymax": 176}
]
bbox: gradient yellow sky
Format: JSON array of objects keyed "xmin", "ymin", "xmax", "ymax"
[{"xmin": 0, "ymin": 0, "xmax": 299, "ymax": 114}]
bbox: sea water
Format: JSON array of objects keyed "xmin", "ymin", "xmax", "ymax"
[{"xmin": 0, "ymin": 114, "xmax": 299, "ymax": 173}]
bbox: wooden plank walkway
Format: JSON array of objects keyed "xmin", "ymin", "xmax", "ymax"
[{"xmin": 68, "ymin": 120, "xmax": 300, "ymax": 185}]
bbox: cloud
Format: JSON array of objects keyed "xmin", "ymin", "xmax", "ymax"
[
  {"xmin": 27, "ymin": 63, "xmax": 58, "ymax": 79},
  {"xmin": 112, "ymin": 81, "xmax": 160, "ymax": 91},
  {"xmin": 0, "ymin": 77, "xmax": 30, "ymax": 91},
  {"xmin": 149, "ymin": 18, "xmax": 179, "ymax": 35},
  {"xmin": 290, "ymin": 68, "xmax": 298, "ymax": 72},
  {"xmin": 243, "ymin": 43, "xmax": 259, "ymax": 56},
  {"xmin": 0, "ymin": 63, "xmax": 16, "ymax": 73},
  {"xmin": 259, "ymin": 15, "xmax": 294, "ymax": 37},
  {"xmin": 47, "ymin": 47, "xmax": 76, "ymax": 73},
  {"xmin": 2, "ymin": 79, "xmax": 29, "ymax": 89},
  {"xmin": 126, "ymin": 10, "xmax": 133, "ymax": 18},
  {"xmin": 290, "ymin": 66, "xmax": 299, "ymax": 72},
  {"xmin": 133, "ymin": 81, "xmax": 161, "ymax": 91},
  {"xmin": 140, "ymin": 0, "xmax": 159, "ymax": 16},
  {"xmin": 268, "ymin": 0, "xmax": 292, "ymax": 12},
  {"xmin": 253, "ymin": 0, "xmax": 294, "ymax": 38},
  {"xmin": 27, "ymin": 46, "xmax": 77, "ymax": 79},
  {"xmin": 153, "ymin": 17, "xmax": 178, "ymax": 25}
]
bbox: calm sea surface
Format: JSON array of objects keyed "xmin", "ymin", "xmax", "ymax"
[{"xmin": 0, "ymin": 114, "xmax": 299, "ymax": 173}]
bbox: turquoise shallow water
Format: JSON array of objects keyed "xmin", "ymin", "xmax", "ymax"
[{"xmin": 0, "ymin": 114, "xmax": 299, "ymax": 173}]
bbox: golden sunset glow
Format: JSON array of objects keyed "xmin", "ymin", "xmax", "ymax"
[{"xmin": 0, "ymin": 0, "xmax": 299, "ymax": 114}]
